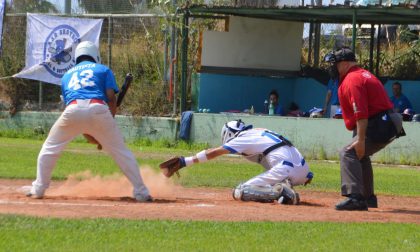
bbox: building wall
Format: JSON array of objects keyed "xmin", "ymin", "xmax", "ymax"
[
  {"xmin": 293, "ymin": 77, "xmax": 326, "ymax": 111},
  {"xmin": 202, "ymin": 17, "xmax": 303, "ymax": 71}
]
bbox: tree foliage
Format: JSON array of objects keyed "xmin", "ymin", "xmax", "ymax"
[
  {"xmin": 9, "ymin": 0, "xmax": 58, "ymax": 13},
  {"xmin": 77, "ymin": 0, "xmax": 146, "ymax": 13}
]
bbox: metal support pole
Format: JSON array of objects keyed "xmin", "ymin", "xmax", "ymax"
[
  {"xmin": 369, "ymin": 23, "xmax": 375, "ymax": 72},
  {"xmin": 170, "ymin": 0, "xmax": 178, "ymax": 115},
  {"xmin": 170, "ymin": 23, "xmax": 176, "ymax": 81},
  {"xmin": 170, "ymin": 1, "xmax": 177, "ymax": 80},
  {"xmin": 313, "ymin": 22, "xmax": 321, "ymax": 67},
  {"xmin": 172, "ymin": 27, "xmax": 178, "ymax": 116},
  {"xmin": 38, "ymin": 81, "xmax": 43, "ymax": 110},
  {"xmin": 65, "ymin": 0, "xmax": 71, "ymax": 14},
  {"xmin": 352, "ymin": 10, "xmax": 357, "ymax": 52},
  {"xmin": 375, "ymin": 0, "xmax": 383, "ymax": 76},
  {"xmin": 375, "ymin": 24, "xmax": 382, "ymax": 76},
  {"xmin": 163, "ymin": 27, "xmax": 168, "ymax": 84},
  {"xmin": 107, "ymin": 16, "xmax": 113, "ymax": 67},
  {"xmin": 313, "ymin": 0, "xmax": 322, "ymax": 67},
  {"xmin": 180, "ymin": 11, "xmax": 189, "ymax": 113},
  {"xmin": 308, "ymin": 22, "xmax": 313, "ymax": 65}
]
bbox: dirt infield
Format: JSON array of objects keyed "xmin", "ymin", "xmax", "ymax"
[{"xmin": 0, "ymin": 171, "xmax": 419, "ymax": 223}]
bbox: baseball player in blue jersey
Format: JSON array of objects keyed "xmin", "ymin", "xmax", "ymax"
[
  {"xmin": 25, "ymin": 41, "xmax": 152, "ymax": 202},
  {"xmin": 160, "ymin": 119, "xmax": 313, "ymax": 204}
]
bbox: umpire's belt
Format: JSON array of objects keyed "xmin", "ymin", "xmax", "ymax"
[
  {"xmin": 68, "ymin": 99, "xmax": 106, "ymax": 106},
  {"xmin": 282, "ymin": 159, "xmax": 306, "ymax": 168}
]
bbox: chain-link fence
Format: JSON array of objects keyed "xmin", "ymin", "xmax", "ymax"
[{"xmin": 0, "ymin": 12, "xmax": 175, "ymax": 115}]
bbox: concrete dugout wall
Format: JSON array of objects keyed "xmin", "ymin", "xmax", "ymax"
[
  {"xmin": 190, "ymin": 113, "xmax": 420, "ymax": 165},
  {"xmin": 0, "ymin": 111, "xmax": 179, "ymax": 141},
  {"xmin": 1, "ymin": 111, "xmax": 420, "ymax": 164}
]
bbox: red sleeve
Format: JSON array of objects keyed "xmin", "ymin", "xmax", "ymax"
[{"xmin": 347, "ymin": 76, "xmax": 369, "ymax": 120}]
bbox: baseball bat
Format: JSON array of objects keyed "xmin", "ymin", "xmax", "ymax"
[
  {"xmin": 116, "ymin": 73, "xmax": 133, "ymax": 107},
  {"xmin": 86, "ymin": 73, "xmax": 133, "ymax": 150}
]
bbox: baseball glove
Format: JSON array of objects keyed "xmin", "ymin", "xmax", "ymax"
[{"xmin": 159, "ymin": 156, "xmax": 186, "ymax": 178}]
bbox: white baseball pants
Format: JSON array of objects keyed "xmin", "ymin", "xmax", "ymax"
[
  {"xmin": 243, "ymin": 146, "xmax": 310, "ymax": 187},
  {"xmin": 32, "ymin": 100, "xmax": 150, "ymax": 198}
]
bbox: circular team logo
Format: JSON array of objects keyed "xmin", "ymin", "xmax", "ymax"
[
  {"xmin": 42, "ymin": 25, "xmax": 81, "ymax": 78},
  {"xmin": 362, "ymin": 72, "xmax": 372, "ymax": 79}
]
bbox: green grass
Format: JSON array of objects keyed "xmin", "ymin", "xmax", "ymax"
[
  {"xmin": 0, "ymin": 129, "xmax": 209, "ymax": 151},
  {"xmin": 0, "ymin": 137, "xmax": 202, "ymax": 179},
  {"xmin": 0, "ymin": 215, "xmax": 418, "ymax": 252},
  {"xmin": 0, "ymin": 137, "xmax": 419, "ymax": 196}
]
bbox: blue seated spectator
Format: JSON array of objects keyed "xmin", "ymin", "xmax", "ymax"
[
  {"xmin": 269, "ymin": 90, "xmax": 285, "ymax": 116},
  {"xmin": 390, "ymin": 82, "xmax": 412, "ymax": 113}
]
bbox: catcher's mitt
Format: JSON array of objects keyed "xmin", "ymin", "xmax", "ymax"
[{"xmin": 159, "ymin": 156, "xmax": 186, "ymax": 178}]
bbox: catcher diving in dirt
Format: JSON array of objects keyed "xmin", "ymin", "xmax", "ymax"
[{"xmin": 160, "ymin": 119, "xmax": 313, "ymax": 205}]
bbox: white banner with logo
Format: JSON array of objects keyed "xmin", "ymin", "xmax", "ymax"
[
  {"xmin": 14, "ymin": 14, "xmax": 103, "ymax": 85},
  {"xmin": 0, "ymin": 0, "xmax": 5, "ymax": 54}
]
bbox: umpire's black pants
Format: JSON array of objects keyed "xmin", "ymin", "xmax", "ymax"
[
  {"xmin": 339, "ymin": 111, "xmax": 403, "ymax": 198},
  {"xmin": 339, "ymin": 138, "xmax": 389, "ymax": 198}
]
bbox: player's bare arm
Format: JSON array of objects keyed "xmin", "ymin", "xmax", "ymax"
[{"xmin": 106, "ymin": 88, "xmax": 117, "ymax": 117}]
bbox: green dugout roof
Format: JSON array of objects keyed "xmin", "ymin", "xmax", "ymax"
[{"xmin": 187, "ymin": 4, "xmax": 420, "ymax": 24}]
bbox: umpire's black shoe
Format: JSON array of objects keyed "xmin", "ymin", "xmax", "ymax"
[
  {"xmin": 335, "ymin": 194, "xmax": 368, "ymax": 211},
  {"xmin": 367, "ymin": 195, "xmax": 378, "ymax": 208}
]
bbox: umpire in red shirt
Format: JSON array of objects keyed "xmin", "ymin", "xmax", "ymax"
[{"xmin": 325, "ymin": 48, "xmax": 405, "ymax": 211}]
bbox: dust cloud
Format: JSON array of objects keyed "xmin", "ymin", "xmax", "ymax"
[{"xmin": 48, "ymin": 166, "xmax": 180, "ymax": 198}]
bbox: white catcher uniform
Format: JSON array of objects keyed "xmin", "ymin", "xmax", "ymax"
[
  {"xmin": 223, "ymin": 128, "xmax": 312, "ymax": 187},
  {"xmin": 27, "ymin": 41, "xmax": 150, "ymax": 201}
]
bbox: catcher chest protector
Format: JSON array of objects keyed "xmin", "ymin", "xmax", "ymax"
[{"xmin": 233, "ymin": 183, "xmax": 299, "ymax": 205}]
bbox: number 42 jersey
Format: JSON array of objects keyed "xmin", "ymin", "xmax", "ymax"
[{"xmin": 61, "ymin": 61, "xmax": 119, "ymax": 106}]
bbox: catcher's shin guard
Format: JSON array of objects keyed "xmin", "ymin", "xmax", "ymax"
[
  {"xmin": 232, "ymin": 184, "xmax": 281, "ymax": 203},
  {"xmin": 276, "ymin": 184, "xmax": 300, "ymax": 205},
  {"xmin": 232, "ymin": 183, "xmax": 300, "ymax": 205}
]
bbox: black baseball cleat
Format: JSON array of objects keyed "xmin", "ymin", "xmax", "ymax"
[
  {"xmin": 335, "ymin": 195, "xmax": 368, "ymax": 211},
  {"xmin": 367, "ymin": 195, "xmax": 378, "ymax": 208}
]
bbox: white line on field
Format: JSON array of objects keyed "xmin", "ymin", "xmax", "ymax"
[
  {"xmin": 0, "ymin": 199, "xmax": 131, "ymax": 208},
  {"xmin": 193, "ymin": 204, "xmax": 215, "ymax": 207}
]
